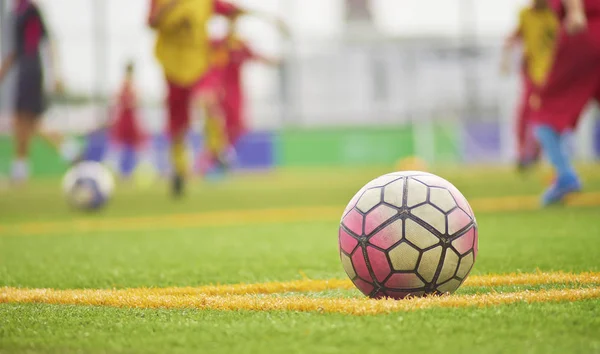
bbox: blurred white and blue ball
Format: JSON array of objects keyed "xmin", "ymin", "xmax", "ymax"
[{"xmin": 62, "ymin": 162, "xmax": 115, "ymax": 211}]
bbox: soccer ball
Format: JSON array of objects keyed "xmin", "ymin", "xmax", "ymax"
[
  {"xmin": 63, "ymin": 162, "xmax": 115, "ymax": 211},
  {"xmin": 339, "ymin": 171, "xmax": 478, "ymax": 299}
]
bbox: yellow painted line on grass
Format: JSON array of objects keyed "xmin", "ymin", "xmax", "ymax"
[
  {"xmin": 0, "ymin": 206, "xmax": 340, "ymax": 236},
  {"xmin": 473, "ymin": 191, "xmax": 600, "ymax": 212},
  {"xmin": 1, "ymin": 192, "xmax": 599, "ymax": 236},
  {"xmin": 145, "ymin": 271, "xmax": 600, "ymax": 296},
  {"xmin": 1, "ymin": 286, "xmax": 599, "ymax": 315}
]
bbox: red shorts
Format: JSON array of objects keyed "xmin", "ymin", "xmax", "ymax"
[
  {"xmin": 166, "ymin": 81, "xmax": 193, "ymax": 138},
  {"xmin": 166, "ymin": 69, "xmax": 224, "ymax": 138},
  {"xmin": 532, "ymin": 22, "xmax": 600, "ymax": 133},
  {"xmin": 194, "ymin": 68, "xmax": 223, "ymax": 98}
]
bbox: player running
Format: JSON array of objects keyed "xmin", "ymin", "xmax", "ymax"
[
  {"xmin": 197, "ymin": 15, "xmax": 283, "ymax": 176},
  {"xmin": 218, "ymin": 17, "xmax": 281, "ymax": 150},
  {"xmin": 147, "ymin": 0, "xmax": 243, "ymax": 197},
  {"xmin": 0, "ymin": 0, "xmax": 73, "ymax": 183},
  {"xmin": 501, "ymin": 0, "xmax": 559, "ymax": 172},
  {"xmin": 109, "ymin": 62, "xmax": 145, "ymax": 178},
  {"xmin": 531, "ymin": 0, "xmax": 600, "ymax": 205}
]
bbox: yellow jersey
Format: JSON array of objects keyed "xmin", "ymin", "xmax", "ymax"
[
  {"xmin": 151, "ymin": 0, "xmax": 214, "ymax": 86},
  {"xmin": 518, "ymin": 7, "xmax": 560, "ymax": 85}
]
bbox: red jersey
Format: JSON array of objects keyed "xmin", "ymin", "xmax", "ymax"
[
  {"xmin": 111, "ymin": 81, "xmax": 144, "ymax": 146},
  {"xmin": 550, "ymin": 0, "xmax": 600, "ymax": 18},
  {"xmin": 205, "ymin": 37, "xmax": 257, "ymax": 144},
  {"xmin": 210, "ymin": 37, "xmax": 256, "ymax": 99}
]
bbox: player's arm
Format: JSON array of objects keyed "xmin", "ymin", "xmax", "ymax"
[
  {"xmin": 500, "ymin": 10, "xmax": 525, "ymax": 75},
  {"xmin": 563, "ymin": 0, "xmax": 587, "ymax": 34},
  {"xmin": 255, "ymin": 55, "xmax": 280, "ymax": 66},
  {"xmin": 215, "ymin": 1, "xmax": 290, "ymax": 37},
  {"xmin": 214, "ymin": 1, "xmax": 244, "ymax": 18},
  {"xmin": 500, "ymin": 27, "xmax": 522, "ymax": 75},
  {"xmin": 0, "ymin": 54, "xmax": 16, "ymax": 84},
  {"xmin": 0, "ymin": 11, "xmax": 18, "ymax": 84},
  {"xmin": 247, "ymin": 46, "xmax": 280, "ymax": 67},
  {"xmin": 36, "ymin": 5, "xmax": 64, "ymax": 94},
  {"xmin": 504, "ymin": 27, "xmax": 521, "ymax": 49},
  {"xmin": 148, "ymin": 0, "xmax": 180, "ymax": 29},
  {"xmin": 248, "ymin": 12, "xmax": 290, "ymax": 38}
]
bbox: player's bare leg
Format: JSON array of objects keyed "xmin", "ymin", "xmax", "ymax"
[
  {"xmin": 516, "ymin": 85, "xmax": 541, "ymax": 173},
  {"xmin": 11, "ymin": 112, "xmax": 37, "ymax": 183},
  {"xmin": 170, "ymin": 131, "xmax": 188, "ymax": 197},
  {"xmin": 198, "ymin": 92, "xmax": 230, "ymax": 178},
  {"xmin": 167, "ymin": 82, "xmax": 194, "ymax": 198},
  {"xmin": 38, "ymin": 130, "xmax": 81, "ymax": 164}
]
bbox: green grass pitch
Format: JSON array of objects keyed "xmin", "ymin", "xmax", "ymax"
[{"xmin": 1, "ymin": 165, "xmax": 600, "ymax": 353}]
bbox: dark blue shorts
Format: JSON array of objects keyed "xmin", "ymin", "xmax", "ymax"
[{"xmin": 15, "ymin": 64, "xmax": 46, "ymax": 117}]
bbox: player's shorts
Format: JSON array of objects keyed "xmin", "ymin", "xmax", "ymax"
[
  {"xmin": 532, "ymin": 22, "xmax": 600, "ymax": 133},
  {"xmin": 166, "ymin": 80, "xmax": 194, "ymax": 138},
  {"xmin": 166, "ymin": 69, "xmax": 223, "ymax": 138},
  {"xmin": 15, "ymin": 64, "xmax": 46, "ymax": 117},
  {"xmin": 193, "ymin": 68, "xmax": 223, "ymax": 98}
]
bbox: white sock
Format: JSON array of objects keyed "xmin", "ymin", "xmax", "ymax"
[
  {"xmin": 11, "ymin": 159, "xmax": 29, "ymax": 182},
  {"xmin": 60, "ymin": 137, "xmax": 82, "ymax": 162}
]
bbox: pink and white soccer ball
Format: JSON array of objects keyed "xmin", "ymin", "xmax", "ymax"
[{"xmin": 339, "ymin": 171, "xmax": 478, "ymax": 299}]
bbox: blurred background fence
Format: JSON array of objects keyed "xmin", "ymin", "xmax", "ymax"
[{"xmin": 1, "ymin": 0, "xmax": 599, "ymax": 175}]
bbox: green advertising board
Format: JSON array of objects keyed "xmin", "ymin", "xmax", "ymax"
[
  {"xmin": 276, "ymin": 126, "xmax": 415, "ymax": 167},
  {"xmin": 0, "ymin": 136, "xmax": 69, "ymax": 176}
]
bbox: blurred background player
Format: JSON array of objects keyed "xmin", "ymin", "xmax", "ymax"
[
  {"xmin": 147, "ymin": 0, "xmax": 242, "ymax": 197},
  {"xmin": 197, "ymin": 14, "xmax": 284, "ymax": 176},
  {"xmin": 532, "ymin": 0, "xmax": 600, "ymax": 205},
  {"xmin": 193, "ymin": 39, "xmax": 231, "ymax": 177},
  {"xmin": 501, "ymin": 0, "xmax": 559, "ymax": 172},
  {"xmin": 218, "ymin": 16, "xmax": 282, "ymax": 155},
  {"xmin": 0, "ymin": 0, "xmax": 74, "ymax": 183},
  {"xmin": 109, "ymin": 61, "xmax": 145, "ymax": 179}
]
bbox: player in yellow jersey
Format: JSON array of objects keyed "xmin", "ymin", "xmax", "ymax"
[
  {"xmin": 501, "ymin": 0, "xmax": 559, "ymax": 172},
  {"xmin": 147, "ymin": 0, "xmax": 242, "ymax": 197}
]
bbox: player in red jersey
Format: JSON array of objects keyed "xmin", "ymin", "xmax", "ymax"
[
  {"xmin": 193, "ymin": 43, "xmax": 231, "ymax": 175},
  {"xmin": 502, "ymin": 0, "xmax": 559, "ymax": 172},
  {"xmin": 531, "ymin": 0, "xmax": 600, "ymax": 205},
  {"xmin": 218, "ymin": 17, "xmax": 281, "ymax": 149},
  {"xmin": 195, "ymin": 14, "xmax": 285, "ymax": 176},
  {"xmin": 109, "ymin": 62, "xmax": 145, "ymax": 178}
]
